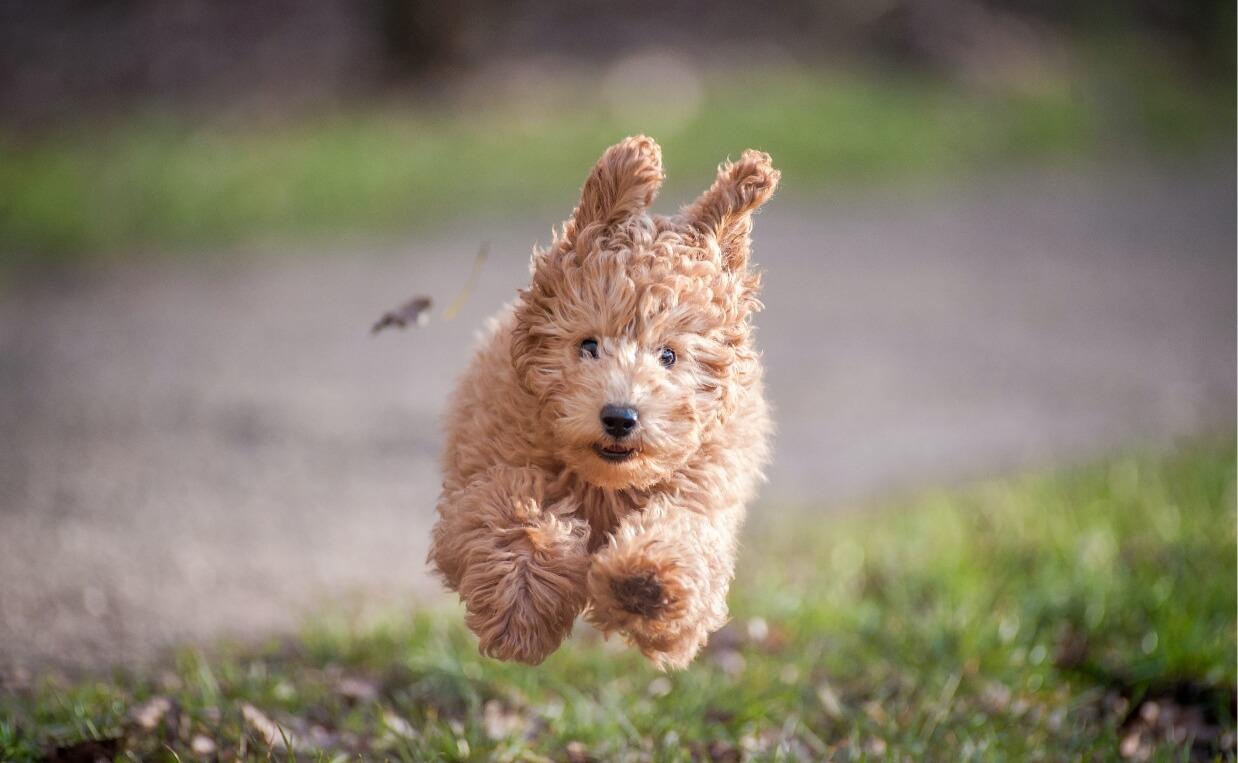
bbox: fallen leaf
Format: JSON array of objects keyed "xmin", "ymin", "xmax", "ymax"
[
  {"xmin": 371, "ymin": 243, "xmax": 488, "ymax": 334},
  {"xmin": 190, "ymin": 734, "xmax": 216, "ymax": 756},
  {"xmin": 816, "ymin": 680, "xmax": 845, "ymax": 720},
  {"xmin": 482, "ymin": 699, "xmax": 528, "ymax": 740},
  {"xmin": 335, "ymin": 675, "xmax": 379, "ymax": 704},
  {"xmin": 126, "ymin": 695, "xmax": 174, "ymax": 731},
  {"xmin": 565, "ymin": 740, "xmax": 595, "ymax": 763},
  {"xmin": 242, "ymin": 703, "xmax": 297, "ymax": 752},
  {"xmin": 371, "ymin": 296, "xmax": 433, "ymax": 333},
  {"xmin": 381, "ymin": 711, "xmax": 418, "ymax": 741}
]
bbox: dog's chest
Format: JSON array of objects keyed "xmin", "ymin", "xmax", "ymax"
[{"xmin": 546, "ymin": 473, "xmax": 645, "ymax": 551}]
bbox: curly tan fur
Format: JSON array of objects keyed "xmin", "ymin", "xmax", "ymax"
[{"xmin": 428, "ymin": 135, "xmax": 779, "ymax": 670}]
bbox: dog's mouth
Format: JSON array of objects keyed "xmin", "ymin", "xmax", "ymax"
[{"xmin": 594, "ymin": 443, "xmax": 637, "ymax": 463}]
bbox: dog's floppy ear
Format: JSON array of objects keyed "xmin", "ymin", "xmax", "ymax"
[
  {"xmin": 562, "ymin": 135, "xmax": 664, "ymax": 245},
  {"xmin": 684, "ymin": 150, "xmax": 779, "ymax": 271}
]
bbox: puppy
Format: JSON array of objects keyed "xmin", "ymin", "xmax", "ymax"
[{"xmin": 429, "ymin": 135, "xmax": 778, "ymax": 669}]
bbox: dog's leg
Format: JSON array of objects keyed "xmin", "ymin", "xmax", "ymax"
[
  {"xmin": 429, "ymin": 465, "xmax": 590, "ymax": 665},
  {"xmin": 585, "ymin": 501, "xmax": 741, "ymax": 670}
]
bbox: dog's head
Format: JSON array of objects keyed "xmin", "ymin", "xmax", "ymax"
[{"xmin": 512, "ymin": 136, "xmax": 778, "ymax": 490}]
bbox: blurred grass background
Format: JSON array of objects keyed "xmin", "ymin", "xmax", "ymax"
[{"xmin": 0, "ymin": 16, "xmax": 1232, "ymax": 262}]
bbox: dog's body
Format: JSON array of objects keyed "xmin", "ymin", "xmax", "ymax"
[{"xmin": 429, "ymin": 136, "xmax": 778, "ymax": 669}]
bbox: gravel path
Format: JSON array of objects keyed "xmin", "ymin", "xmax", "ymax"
[{"xmin": 1, "ymin": 163, "xmax": 1232, "ymax": 677}]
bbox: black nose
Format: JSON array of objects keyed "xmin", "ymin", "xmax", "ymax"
[{"xmin": 600, "ymin": 405, "xmax": 639, "ymax": 439}]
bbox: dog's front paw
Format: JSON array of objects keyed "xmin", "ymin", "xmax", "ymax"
[
  {"xmin": 465, "ymin": 584, "xmax": 579, "ymax": 666},
  {"xmin": 610, "ymin": 571, "xmax": 668, "ymax": 619},
  {"xmin": 459, "ymin": 524, "xmax": 591, "ymax": 665},
  {"xmin": 431, "ymin": 465, "xmax": 593, "ymax": 664},
  {"xmin": 586, "ymin": 545, "xmax": 714, "ymax": 670}
]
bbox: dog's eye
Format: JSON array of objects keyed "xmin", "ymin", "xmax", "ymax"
[
  {"xmin": 658, "ymin": 347, "xmax": 676, "ymax": 368},
  {"xmin": 580, "ymin": 339, "xmax": 599, "ymax": 359}
]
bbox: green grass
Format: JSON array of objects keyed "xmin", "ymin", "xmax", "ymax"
[
  {"xmin": 0, "ymin": 54, "xmax": 1231, "ymax": 261},
  {"xmin": 2, "ymin": 441, "xmax": 1233, "ymax": 761}
]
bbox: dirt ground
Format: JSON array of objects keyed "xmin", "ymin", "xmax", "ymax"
[{"xmin": 1, "ymin": 162, "xmax": 1233, "ymax": 678}]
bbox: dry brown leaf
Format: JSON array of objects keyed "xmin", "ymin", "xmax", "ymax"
[
  {"xmin": 565, "ymin": 740, "xmax": 595, "ymax": 763},
  {"xmin": 242, "ymin": 702, "xmax": 295, "ymax": 752},
  {"xmin": 335, "ymin": 675, "xmax": 379, "ymax": 704},
  {"xmin": 371, "ymin": 296, "xmax": 433, "ymax": 333},
  {"xmin": 371, "ymin": 242, "xmax": 488, "ymax": 334},
  {"xmin": 190, "ymin": 734, "xmax": 217, "ymax": 756},
  {"xmin": 127, "ymin": 695, "xmax": 174, "ymax": 731},
  {"xmin": 482, "ymin": 699, "xmax": 528, "ymax": 740}
]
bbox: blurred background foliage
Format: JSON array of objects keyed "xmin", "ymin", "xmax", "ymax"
[{"xmin": 0, "ymin": 0, "xmax": 1232, "ymax": 260}]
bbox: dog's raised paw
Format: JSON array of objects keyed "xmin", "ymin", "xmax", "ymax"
[{"xmin": 611, "ymin": 572, "xmax": 667, "ymax": 619}]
